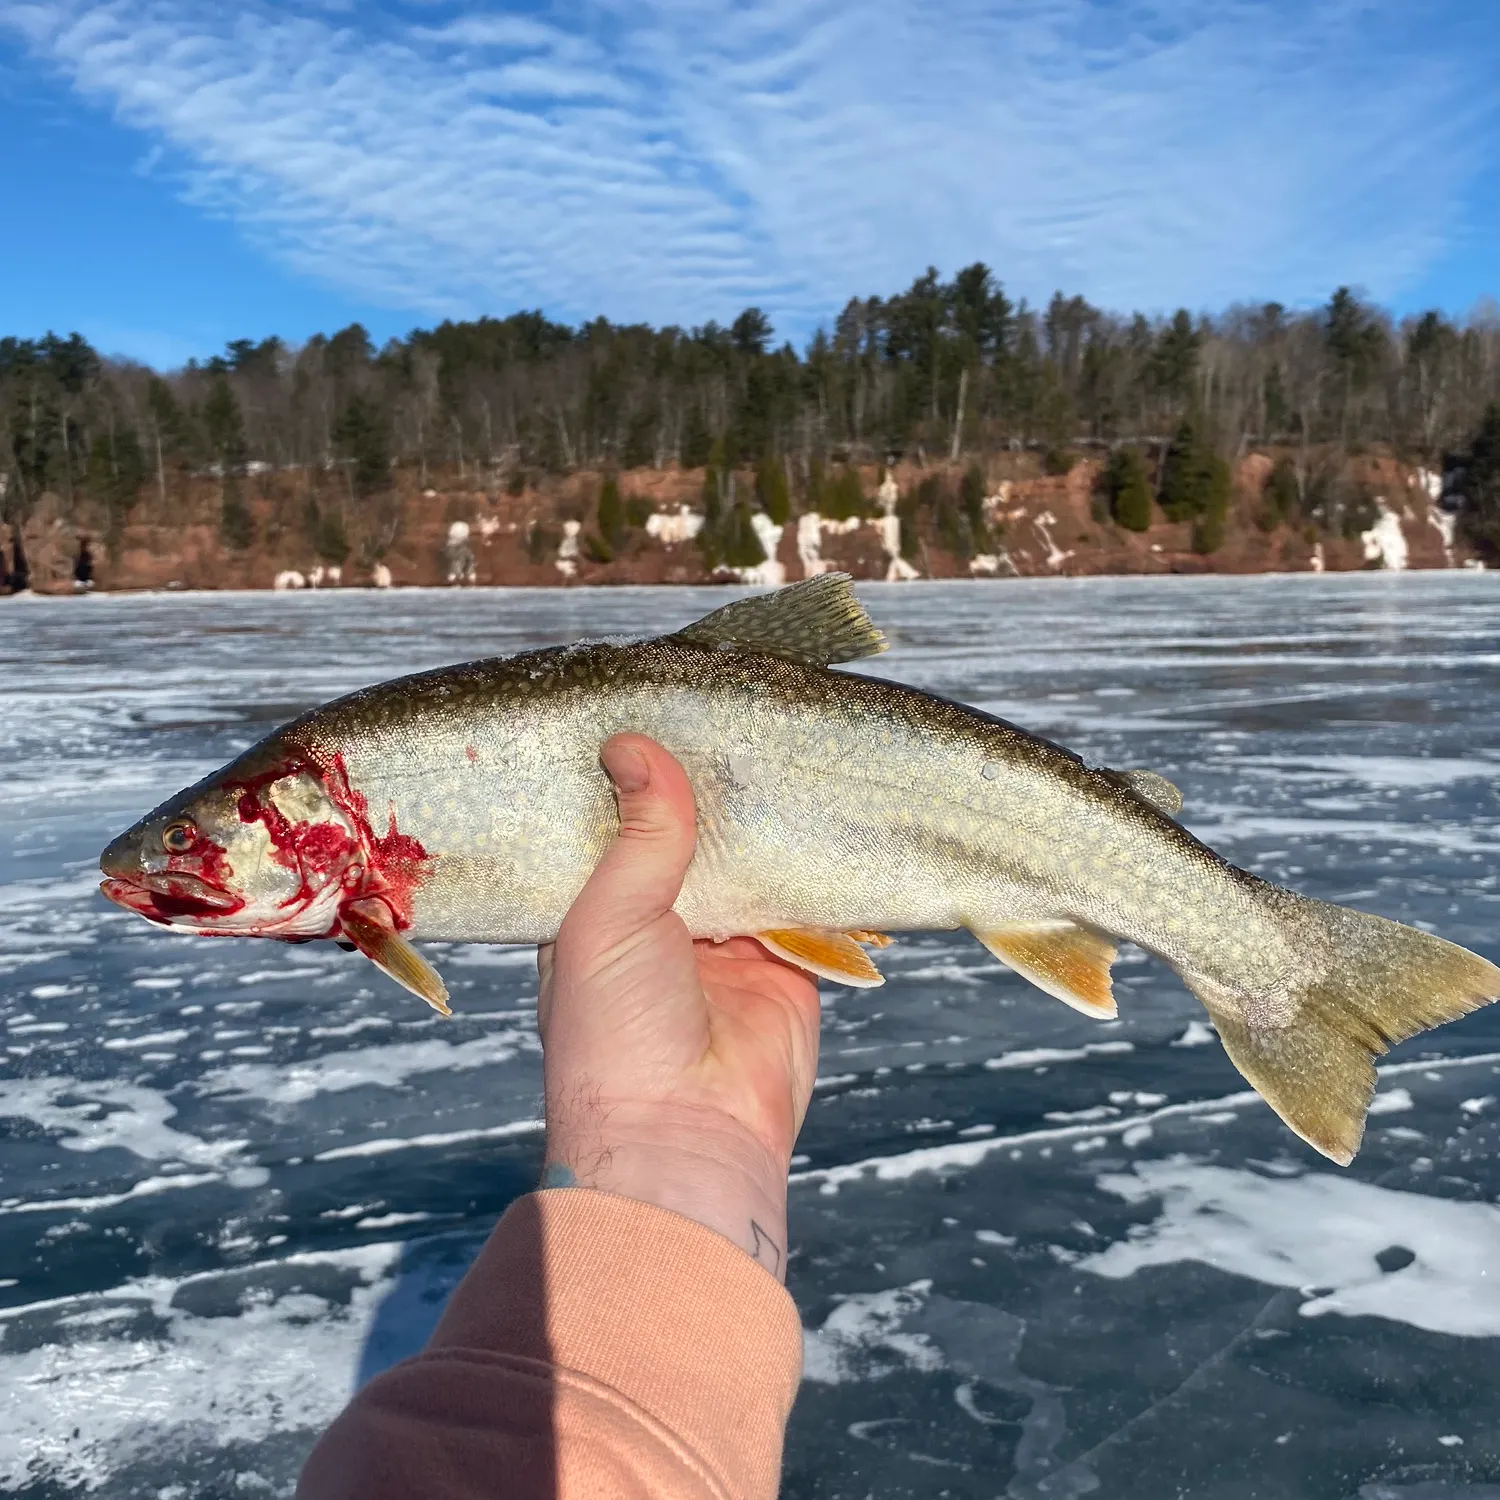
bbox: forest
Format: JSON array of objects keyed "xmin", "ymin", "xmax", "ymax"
[{"xmin": 3, "ymin": 265, "xmax": 1500, "ymax": 573}]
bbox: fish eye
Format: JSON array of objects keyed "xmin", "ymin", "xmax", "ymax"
[{"xmin": 161, "ymin": 820, "xmax": 197, "ymax": 854}]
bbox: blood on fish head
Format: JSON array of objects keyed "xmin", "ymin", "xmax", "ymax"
[{"xmin": 100, "ymin": 762, "xmax": 362, "ymax": 938}]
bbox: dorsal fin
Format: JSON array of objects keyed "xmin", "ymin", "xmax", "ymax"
[
  {"xmin": 670, "ymin": 573, "xmax": 887, "ymax": 666},
  {"xmin": 1100, "ymin": 768, "xmax": 1183, "ymax": 817}
]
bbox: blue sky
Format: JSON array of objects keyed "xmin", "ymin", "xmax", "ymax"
[{"xmin": 3, "ymin": 0, "xmax": 1498, "ymax": 368}]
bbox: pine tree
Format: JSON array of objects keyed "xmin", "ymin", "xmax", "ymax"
[
  {"xmin": 960, "ymin": 462, "xmax": 989, "ymax": 550},
  {"xmin": 1457, "ymin": 405, "xmax": 1500, "ymax": 558},
  {"xmin": 220, "ymin": 477, "xmax": 254, "ymax": 551},
  {"xmin": 314, "ymin": 504, "xmax": 351, "ymax": 565},
  {"xmin": 756, "ymin": 456, "xmax": 790, "ymax": 525},
  {"xmin": 1257, "ymin": 458, "xmax": 1301, "ymax": 530},
  {"xmin": 680, "ymin": 404, "xmax": 712, "ymax": 469},
  {"xmin": 822, "ymin": 466, "xmax": 865, "ymax": 520},
  {"xmin": 332, "ymin": 392, "xmax": 391, "ymax": 498},
  {"xmin": 1101, "ymin": 447, "xmax": 1153, "ymax": 531},
  {"xmin": 597, "ymin": 473, "xmax": 625, "ymax": 549},
  {"xmin": 203, "ymin": 376, "xmax": 247, "ymax": 475},
  {"xmin": 717, "ymin": 502, "xmax": 767, "ymax": 568}
]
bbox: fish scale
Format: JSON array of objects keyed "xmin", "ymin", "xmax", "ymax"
[{"xmin": 100, "ymin": 573, "xmax": 1500, "ymax": 1166}]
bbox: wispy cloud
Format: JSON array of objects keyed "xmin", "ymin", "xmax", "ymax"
[{"xmin": 5, "ymin": 0, "xmax": 1497, "ymax": 338}]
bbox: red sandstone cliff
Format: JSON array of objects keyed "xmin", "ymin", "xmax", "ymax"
[{"xmin": 0, "ymin": 451, "xmax": 1471, "ymax": 594}]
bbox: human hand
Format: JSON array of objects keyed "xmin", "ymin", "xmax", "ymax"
[{"xmin": 536, "ymin": 734, "xmax": 821, "ymax": 1280}]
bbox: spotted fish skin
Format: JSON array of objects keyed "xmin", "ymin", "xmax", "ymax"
[
  {"xmin": 99, "ymin": 575, "xmax": 1500, "ymax": 1165},
  {"xmin": 299, "ymin": 638, "xmax": 1271, "ymax": 966}
]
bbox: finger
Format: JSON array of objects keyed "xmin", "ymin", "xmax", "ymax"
[{"xmin": 559, "ymin": 734, "xmax": 697, "ymax": 959}]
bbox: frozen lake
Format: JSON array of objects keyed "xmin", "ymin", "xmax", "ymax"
[{"xmin": 5, "ymin": 575, "xmax": 1500, "ymax": 1499}]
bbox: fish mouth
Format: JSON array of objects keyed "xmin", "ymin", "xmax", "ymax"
[{"xmin": 100, "ymin": 873, "xmax": 242, "ymax": 922}]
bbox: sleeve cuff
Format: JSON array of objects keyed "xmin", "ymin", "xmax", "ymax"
[{"xmin": 425, "ymin": 1188, "xmax": 804, "ymax": 1497}]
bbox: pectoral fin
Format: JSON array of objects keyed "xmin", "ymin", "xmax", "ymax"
[
  {"xmin": 971, "ymin": 921, "xmax": 1118, "ymax": 1018},
  {"xmin": 757, "ymin": 928, "xmax": 886, "ymax": 987},
  {"xmin": 342, "ymin": 899, "xmax": 452, "ymax": 1017}
]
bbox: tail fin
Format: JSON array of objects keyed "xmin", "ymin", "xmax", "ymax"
[{"xmin": 1179, "ymin": 901, "xmax": 1500, "ymax": 1165}]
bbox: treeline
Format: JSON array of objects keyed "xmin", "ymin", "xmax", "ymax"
[{"xmin": 4, "ymin": 268, "xmax": 1500, "ymax": 555}]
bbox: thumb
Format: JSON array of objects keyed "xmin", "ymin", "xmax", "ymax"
[{"xmin": 559, "ymin": 734, "xmax": 698, "ymax": 958}]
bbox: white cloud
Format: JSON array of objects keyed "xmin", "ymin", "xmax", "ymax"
[{"xmin": 3, "ymin": 0, "xmax": 1495, "ymax": 337}]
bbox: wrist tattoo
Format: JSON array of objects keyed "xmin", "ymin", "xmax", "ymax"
[
  {"xmin": 749, "ymin": 1219, "xmax": 782, "ymax": 1275},
  {"xmin": 539, "ymin": 1162, "xmax": 579, "ymax": 1189}
]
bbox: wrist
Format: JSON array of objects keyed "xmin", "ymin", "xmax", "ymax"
[{"xmin": 542, "ymin": 1100, "xmax": 791, "ymax": 1280}]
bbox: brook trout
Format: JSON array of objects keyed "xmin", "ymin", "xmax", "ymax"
[{"xmin": 100, "ymin": 574, "xmax": 1499, "ymax": 1163}]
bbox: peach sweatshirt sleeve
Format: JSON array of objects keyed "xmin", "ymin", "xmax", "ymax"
[{"xmin": 297, "ymin": 1189, "xmax": 805, "ymax": 1500}]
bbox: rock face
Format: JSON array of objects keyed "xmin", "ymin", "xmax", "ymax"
[{"xmin": 0, "ymin": 453, "xmax": 1474, "ymax": 593}]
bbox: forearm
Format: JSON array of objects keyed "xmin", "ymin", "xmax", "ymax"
[
  {"xmin": 297, "ymin": 1190, "xmax": 803, "ymax": 1500},
  {"xmin": 542, "ymin": 1096, "xmax": 791, "ymax": 1278}
]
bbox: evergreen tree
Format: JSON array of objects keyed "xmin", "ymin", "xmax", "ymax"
[
  {"xmin": 960, "ymin": 462, "xmax": 989, "ymax": 550},
  {"xmin": 679, "ymin": 404, "xmax": 712, "ymax": 469},
  {"xmin": 220, "ymin": 478, "xmax": 254, "ymax": 551},
  {"xmin": 756, "ymin": 455, "xmax": 791, "ymax": 525},
  {"xmin": 731, "ymin": 308, "xmax": 773, "ymax": 357},
  {"xmin": 1457, "ymin": 405, "xmax": 1500, "ymax": 558},
  {"xmin": 597, "ymin": 473, "xmax": 626, "ymax": 550},
  {"xmin": 203, "ymin": 376, "xmax": 247, "ymax": 475},
  {"xmin": 1257, "ymin": 458, "xmax": 1301, "ymax": 530},
  {"xmin": 1101, "ymin": 447, "xmax": 1153, "ymax": 531},
  {"xmin": 1159, "ymin": 420, "xmax": 1228, "ymax": 520},
  {"xmin": 935, "ymin": 490, "xmax": 973, "ymax": 559},
  {"xmin": 822, "ymin": 465, "xmax": 865, "ymax": 520},
  {"xmin": 313, "ymin": 502, "xmax": 350, "ymax": 565},
  {"xmin": 86, "ymin": 426, "xmax": 146, "ymax": 520},
  {"xmin": 717, "ymin": 501, "xmax": 768, "ymax": 568},
  {"xmin": 1191, "ymin": 483, "xmax": 1230, "ymax": 553},
  {"xmin": 332, "ymin": 392, "xmax": 391, "ymax": 497},
  {"xmin": 698, "ymin": 438, "xmax": 727, "ymax": 566}
]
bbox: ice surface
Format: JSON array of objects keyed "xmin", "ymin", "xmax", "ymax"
[
  {"xmin": 1082, "ymin": 1160, "xmax": 1500, "ymax": 1338},
  {"xmin": 5, "ymin": 576, "xmax": 1500, "ymax": 1496}
]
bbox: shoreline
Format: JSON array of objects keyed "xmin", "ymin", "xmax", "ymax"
[{"xmin": 5, "ymin": 566, "xmax": 1489, "ymax": 605}]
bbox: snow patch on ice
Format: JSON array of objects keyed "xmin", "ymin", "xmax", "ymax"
[
  {"xmin": 313, "ymin": 1118, "xmax": 543, "ymax": 1161},
  {"xmin": 198, "ymin": 1030, "xmax": 532, "ymax": 1105},
  {"xmin": 0, "ymin": 1077, "xmax": 244, "ymax": 1166},
  {"xmin": 1237, "ymin": 754, "xmax": 1499, "ymax": 789},
  {"xmin": 0, "ymin": 1244, "xmax": 400, "ymax": 1491},
  {"xmin": 802, "ymin": 1281, "xmax": 943, "ymax": 1384},
  {"xmin": 1083, "ymin": 1160, "xmax": 1500, "ymax": 1337},
  {"xmin": 985, "ymin": 1040, "xmax": 1134, "ymax": 1070}
]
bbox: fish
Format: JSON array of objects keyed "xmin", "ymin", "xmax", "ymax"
[{"xmin": 99, "ymin": 573, "xmax": 1500, "ymax": 1165}]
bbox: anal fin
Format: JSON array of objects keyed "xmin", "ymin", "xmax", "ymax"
[
  {"xmin": 342, "ymin": 899, "xmax": 452, "ymax": 1017},
  {"xmin": 972, "ymin": 921, "xmax": 1118, "ymax": 1018},
  {"xmin": 758, "ymin": 928, "xmax": 886, "ymax": 988}
]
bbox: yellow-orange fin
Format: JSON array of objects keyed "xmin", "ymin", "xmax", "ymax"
[
  {"xmin": 757, "ymin": 928, "xmax": 886, "ymax": 988},
  {"xmin": 971, "ymin": 921, "xmax": 1118, "ymax": 1018},
  {"xmin": 342, "ymin": 899, "xmax": 452, "ymax": 1017},
  {"xmin": 845, "ymin": 929, "xmax": 894, "ymax": 948}
]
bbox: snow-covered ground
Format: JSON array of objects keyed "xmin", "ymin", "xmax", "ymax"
[{"xmin": 4, "ymin": 576, "xmax": 1500, "ymax": 1497}]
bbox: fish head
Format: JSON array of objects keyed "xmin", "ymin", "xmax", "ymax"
[{"xmin": 100, "ymin": 760, "xmax": 361, "ymax": 938}]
